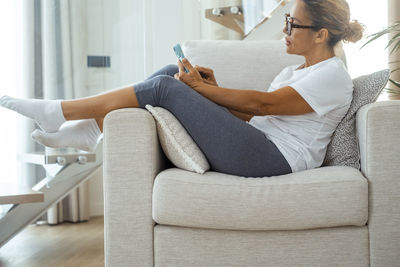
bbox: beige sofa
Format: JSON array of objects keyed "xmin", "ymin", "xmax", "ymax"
[{"xmin": 103, "ymin": 40, "xmax": 400, "ymax": 266}]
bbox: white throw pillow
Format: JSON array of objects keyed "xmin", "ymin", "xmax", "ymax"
[{"xmin": 145, "ymin": 104, "xmax": 210, "ymax": 174}]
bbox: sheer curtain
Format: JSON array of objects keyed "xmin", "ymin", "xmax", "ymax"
[
  {"xmin": 19, "ymin": 0, "xmax": 90, "ymax": 224},
  {"xmin": 0, "ymin": 1, "xmax": 18, "ymax": 183},
  {"xmin": 0, "ymin": 1, "xmax": 19, "ymax": 216}
]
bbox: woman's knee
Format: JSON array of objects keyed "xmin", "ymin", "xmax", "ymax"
[
  {"xmin": 150, "ymin": 75, "xmax": 181, "ymax": 95},
  {"xmin": 151, "ymin": 75, "xmax": 192, "ymax": 101},
  {"xmin": 161, "ymin": 64, "xmax": 179, "ymax": 76},
  {"xmin": 153, "ymin": 74, "xmax": 180, "ymax": 88}
]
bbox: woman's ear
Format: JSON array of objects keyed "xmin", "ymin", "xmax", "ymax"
[{"xmin": 315, "ymin": 28, "xmax": 329, "ymax": 44}]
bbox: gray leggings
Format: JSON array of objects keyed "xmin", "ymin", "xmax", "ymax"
[{"xmin": 133, "ymin": 64, "xmax": 292, "ymax": 177}]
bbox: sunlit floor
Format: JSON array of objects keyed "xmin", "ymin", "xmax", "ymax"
[{"xmin": 0, "ymin": 216, "xmax": 104, "ymax": 267}]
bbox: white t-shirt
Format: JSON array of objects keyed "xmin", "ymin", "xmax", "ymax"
[{"xmin": 247, "ymin": 56, "xmax": 353, "ymax": 173}]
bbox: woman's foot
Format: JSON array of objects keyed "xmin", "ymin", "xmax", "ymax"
[
  {"xmin": 31, "ymin": 119, "xmax": 102, "ymax": 152},
  {"xmin": 0, "ymin": 95, "xmax": 66, "ymax": 133}
]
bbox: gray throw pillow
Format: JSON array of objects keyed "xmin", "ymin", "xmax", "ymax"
[{"xmin": 322, "ymin": 69, "xmax": 390, "ymax": 169}]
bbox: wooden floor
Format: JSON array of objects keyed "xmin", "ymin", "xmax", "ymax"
[{"xmin": 0, "ymin": 216, "xmax": 104, "ymax": 267}]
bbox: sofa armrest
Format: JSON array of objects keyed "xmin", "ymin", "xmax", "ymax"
[
  {"xmin": 356, "ymin": 100, "xmax": 400, "ymax": 266},
  {"xmin": 103, "ymin": 108, "xmax": 168, "ymax": 267}
]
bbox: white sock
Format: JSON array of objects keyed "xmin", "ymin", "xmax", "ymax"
[
  {"xmin": 31, "ymin": 119, "xmax": 101, "ymax": 152},
  {"xmin": 0, "ymin": 95, "xmax": 66, "ymax": 133}
]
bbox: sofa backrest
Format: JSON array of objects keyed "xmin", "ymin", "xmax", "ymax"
[{"xmin": 182, "ymin": 40, "xmax": 303, "ymax": 92}]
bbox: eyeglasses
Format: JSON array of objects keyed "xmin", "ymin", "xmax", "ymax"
[{"xmin": 285, "ymin": 13, "xmax": 319, "ymax": 36}]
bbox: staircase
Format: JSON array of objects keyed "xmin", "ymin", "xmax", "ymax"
[
  {"xmin": 0, "ymin": 143, "xmax": 103, "ymax": 248},
  {"xmin": 243, "ymin": 0, "xmax": 294, "ymax": 40},
  {"xmin": 204, "ymin": 0, "xmax": 294, "ymax": 40}
]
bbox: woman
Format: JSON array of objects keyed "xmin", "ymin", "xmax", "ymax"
[{"xmin": 0, "ymin": 0, "xmax": 364, "ymax": 177}]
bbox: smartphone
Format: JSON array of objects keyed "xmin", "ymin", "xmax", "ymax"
[{"xmin": 173, "ymin": 43, "xmax": 189, "ymax": 73}]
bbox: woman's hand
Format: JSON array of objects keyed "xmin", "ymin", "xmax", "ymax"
[
  {"xmin": 195, "ymin": 66, "xmax": 218, "ymax": 86},
  {"xmin": 174, "ymin": 68, "xmax": 217, "ymax": 86},
  {"xmin": 174, "ymin": 58, "xmax": 204, "ymax": 90}
]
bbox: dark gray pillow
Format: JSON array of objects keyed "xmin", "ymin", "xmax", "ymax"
[{"xmin": 322, "ymin": 69, "xmax": 390, "ymax": 169}]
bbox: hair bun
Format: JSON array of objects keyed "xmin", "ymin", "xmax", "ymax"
[{"xmin": 344, "ymin": 20, "xmax": 365, "ymax": 43}]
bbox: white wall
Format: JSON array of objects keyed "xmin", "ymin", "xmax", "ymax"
[
  {"xmin": 148, "ymin": 0, "xmax": 202, "ymax": 72},
  {"xmin": 86, "ymin": 0, "xmax": 148, "ymax": 95}
]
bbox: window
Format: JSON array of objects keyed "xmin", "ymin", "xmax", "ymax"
[{"xmin": 343, "ymin": 1, "xmax": 388, "ymax": 78}]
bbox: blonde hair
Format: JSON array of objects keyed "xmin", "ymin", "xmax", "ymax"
[{"xmin": 302, "ymin": 0, "xmax": 365, "ymax": 47}]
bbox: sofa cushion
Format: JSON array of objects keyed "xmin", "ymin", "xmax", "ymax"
[{"xmin": 152, "ymin": 166, "xmax": 368, "ymax": 231}]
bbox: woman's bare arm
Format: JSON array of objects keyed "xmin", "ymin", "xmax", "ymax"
[
  {"xmin": 177, "ymin": 59, "xmax": 313, "ymax": 117},
  {"xmin": 192, "ymin": 83, "xmax": 313, "ymax": 116},
  {"xmin": 227, "ymin": 108, "xmax": 254, "ymax": 122}
]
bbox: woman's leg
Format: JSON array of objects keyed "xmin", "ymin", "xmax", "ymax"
[
  {"xmin": 36, "ymin": 68, "xmax": 291, "ymax": 176},
  {"xmin": 61, "ymin": 64, "xmax": 179, "ymax": 122},
  {"xmin": 61, "ymin": 86, "xmax": 139, "ymax": 120},
  {"xmin": 31, "ymin": 118, "xmax": 102, "ymax": 152},
  {"xmin": 0, "ymin": 65, "xmax": 179, "ymax": 152},
  {"xmin": 1, "ymin": 63, "xmax": 291, "ymax": 175},
  {"xmin": 132, "ymin": 74, "xmax": 292, "ymax": 177},
  {"xmin": 0, "ymin": 64, "xmax": 179, "ymax": 132},
  {"xmin": 32, "ymin": 64, "xmax": 179, "ymax": 151}
]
